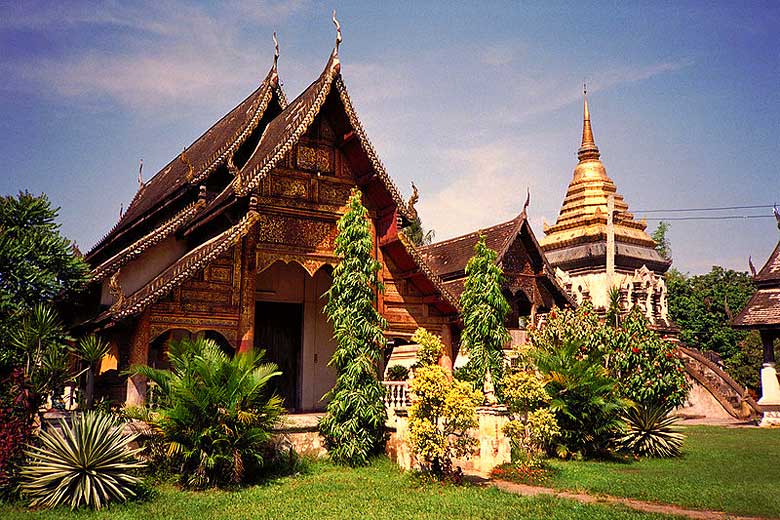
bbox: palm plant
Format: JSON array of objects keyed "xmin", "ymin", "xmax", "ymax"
[
  {"xmin": 533, "ymin": 339, "xmax": 630, "ymax": 459},
  {"xmin": 618, "ymin": 403, "xmax": 685, "ymax": 458},
  {"xmin": 72, "ymin": 335, "xmax": 110, "ymax": 409},
  {"xmin": 9, "ymin": 304, "xmax": 73, "ymax": 413},
  {"xmin": 130, "ymin": 337, "xmax": 284, "ymax": 488},
  {"xmin": 20, "ymin": 411, "xmax": 144, "ymax": 510}
]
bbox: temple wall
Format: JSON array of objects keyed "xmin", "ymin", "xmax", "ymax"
[
  {"xmin": 101, "ymin": 236, "xmax": 187, "ymax": 305},
  {"xmin": 555, "ymin": 266, "xmax": 669, "ymax": 325}
]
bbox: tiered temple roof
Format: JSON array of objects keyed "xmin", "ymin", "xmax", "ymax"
[
  {"xmin": 733, "ymin": 227, "xmax": 780, "ymax": 329},
  {"xmin": 419, "ymin": 212, "xmax": 571, "ymax": 307},
  {"xmin": 84, "ymin": 44, "xmax": 457, "ymax": 327},
  {"xmin": 540, "ymin": 94, "xmax": 670, "ymax": 274}
]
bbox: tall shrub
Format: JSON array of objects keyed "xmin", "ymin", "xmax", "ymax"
[
  {"xmin": 130, "ymin": 337, "xmax": 283, "ymax": 489},
  {"xmin": 459, "ymin": 236, "xmax": 510, "ymax": 399},
  {"xmin": 408, "ymin": 328, "xmax": 481, "ymax": 478},
  {"xmin": 318, "ymin": 189, "xmax": 388, "ymax": 466}
]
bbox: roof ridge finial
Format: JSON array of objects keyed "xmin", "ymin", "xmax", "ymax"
[
  {"xmin": 578, "ymin": 84, "xmax": 600, "ymax": 162},
  {"xmin": 332, "ymin": 9, "xmax": 342, "ymax": 55},
  {"xmin": 137, "ymin": 159, "xmax": 144, "ymax": 188},
  {"xmin": 273, "ymin": 31, "xmax": 279, "ymax": 70}
]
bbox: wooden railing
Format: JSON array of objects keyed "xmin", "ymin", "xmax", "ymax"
[{"xmin": 383, "ymin": 381, "xmax": 410, "ymax": 410}]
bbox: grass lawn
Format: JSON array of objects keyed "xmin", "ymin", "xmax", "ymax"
[
  {"xmin": 1, "ymin": 457, "xmax": 677, "ymax": 520},
  {"xmin": 545, "ymin": 425, "xmax": 780, "ymax": 518}
]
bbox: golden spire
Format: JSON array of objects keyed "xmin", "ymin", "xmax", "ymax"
[{"xmin": 578, "ymin": 85, "xmax": 600, "ymax": 162}]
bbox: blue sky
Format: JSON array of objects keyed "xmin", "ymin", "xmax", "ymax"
[{"xmin": 1, "ymin": 0, "xmax": 778, "ymax": 274}]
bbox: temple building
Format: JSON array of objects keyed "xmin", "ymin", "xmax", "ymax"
[
  {"xmin": 79, "ymin": 38, "xmax": 465, "ymax": 411},
  {"xmin": 732, "ymin": 212, "xmax": 780, "ymax": 426},
  {"xmin": 540, "ymin": 93, "xmax": 673, "ymax": 329}
]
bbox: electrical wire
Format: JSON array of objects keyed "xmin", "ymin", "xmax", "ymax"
[
  {"xmin": 634, "ymin": 204, "xmax": 776, "ymax": 213},
  {"xmin": 643, "ymin": 215, "xmax": 774, "ymax": 221}
]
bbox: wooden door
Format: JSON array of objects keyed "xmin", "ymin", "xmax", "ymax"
[{"xmin": 254, "ymin": 302, "xmax": 302, "ymax": 410}]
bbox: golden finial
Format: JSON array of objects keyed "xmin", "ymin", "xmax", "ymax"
[
  {"xmin": 749, "ymin": 256, "xmax": 757, "ymax": 276},
  {"xmin": 137, "ymin": 159, "xmax": 144, "ymax": 188},
  {"xmin": 578, "ymin": 85, "xmax": 600, "ymax": 162},
  {"xmin": 332, "ymin": 10, "xmax": 342, "ymax": 54},
  {"xmin": 273, "ymin": 32, "xmax": 279, "ymax": 70},
  {"xmin": 522, "ymin": 187, "xmax": 530, "ymax": 215},
  {"xmin": 408, "ymin": 182, "xmax": 419, "ymax": 221}
]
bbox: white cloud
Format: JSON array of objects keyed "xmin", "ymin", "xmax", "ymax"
[{"xmin": 5, "ymin": 1, "xmax": 309, "ymax": 111}]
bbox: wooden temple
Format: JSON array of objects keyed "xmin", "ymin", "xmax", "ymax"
[
  {"xmin": 540, "ymin": 92, "xmax": 673, "ymax": 330},
  {"xmin": 732, "ymin": 213, "xmax": 780, "ymax": 425},
  {"xmin": 79, "ymin": 41, "xmax": 464, "ymax": 411},
  {"xmin": 419, "ymin": 211, "xmax": 571, "ymax": 329}
]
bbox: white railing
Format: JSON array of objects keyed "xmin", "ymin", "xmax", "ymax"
[{"xmin": 383, "ymin": 381, "xmax": 410, "ymax": 410}]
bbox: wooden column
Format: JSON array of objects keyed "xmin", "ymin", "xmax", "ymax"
[
  {"xmin": 237, "ymin": 230, "xmax": 258, "ymax": 353},
  {"xmin": 126, "ymin": 310, "xmax": 150, "ymax": 406},
  {"xmin": 439, "ymin": 323, "xmax": 454, "ymax": 376},
  {"xmin": 761, "ymin": 330, "xmax": 777, "ymax": 364}
]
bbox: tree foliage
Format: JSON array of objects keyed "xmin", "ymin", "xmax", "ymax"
[
  {"xmin": 407, "ymin": 328, "xmax": 481, "ymax": 478},
  {"xmin": 651, "ymin": 221, "xmax": 672, "ymax": 262},
  {"xmin": 130, "ymin": 337, "xmax": 283, "ymax": 489},
  {"xmin": 0, "ymin": 192, "xmax": 90, "ymax": 350},
  {"xmin": 459, "ymin": 236, "xmax": 510, "ymax": 396},
  {"xmin": 403, "ymin": 217, "xmax": 435, "ymax": 247},
  {"xmin": 318, "ymin": 189, "xmax": 388, "ymax": 466}
]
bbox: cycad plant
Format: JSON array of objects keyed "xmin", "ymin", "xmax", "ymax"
[
  {"xmin": 20, "ymin": 411, "xmax": 144, "ymax": 510},
  {"xmin": 618, "ymin": 403, "xmax": 685, "ymax": 458},
  {"xmin": 533, "ymin": 339, "xmax": 630, "ymax": 459},
  {"xmin": 72, "ymin": 335, "xmax": 110, "ymax": 409},
  {"xmin": 130, "ymin": 337, "xmax": 284, "ymax": 488}
]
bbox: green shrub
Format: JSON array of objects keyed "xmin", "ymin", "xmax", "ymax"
[
  {"xmin": 20, "ymin": 411, "xmax": 144, "ymax": 510},
  {"xmin": 412, "ymin": 327, "xmax": 444, "ymax": 367},
  {"xmin": 130, "ymin": 337, "xmax": 284, "ymax": 489},
  {"xmin": 501, "ymin": 370, "xmax": 560, "ymax": 465},
  {"xmin": 386, "ymin": 365, "xmax": 410, "ymax": 381},
  {"xmin": 319, "ymin": 189, "xmax": 388, "ymax": 467},
  {"xmin": 618, "ymin": 403, "xmax": 685, "ymax": 458},
  {"xmin": 409, "ymin": 365, "xmax": 481, "ymax": 477},
  {"xmin": 533, "ymin": 339, "xmax": 629, "ymax": 459}
]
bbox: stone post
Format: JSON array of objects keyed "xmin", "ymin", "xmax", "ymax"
[
  {"xmin": 126, "ymin": 310, "xmax": 150, "ymax": 406},
  {"xmin": 237, "ymin": 230, "xmax": 258, "ymax": 354},
  {"xmin": 758, "ymin": 331, "xmax": 780, "ymax": 426},
  {"xmin": 474, "ymin": 406, "xmax": 511, "ymax": 475}
]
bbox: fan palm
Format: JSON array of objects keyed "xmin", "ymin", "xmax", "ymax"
[{"xmin": 130, "ymin": 337, "xmax": 283, "ymax": 488}]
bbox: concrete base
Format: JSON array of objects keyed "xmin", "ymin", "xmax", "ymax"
[
  {"xmin": 758, "ymin": 363, "xmax": 780, "ymax": 407},
  {"xmin": 759, "ymin": 410, "xmax": 780, "ymax": 427},
  {"xmin": 272, "ymin": 413, "xmax": 328, "ymax": 457}
]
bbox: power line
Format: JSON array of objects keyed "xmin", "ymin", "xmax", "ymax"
[
  {"xmin": 634, "ymin": 204, "xmax": 776, "ymax": 213},
  {"xmin": 643, "ymin": 215, "xmax": 774, "ymax": 221}
]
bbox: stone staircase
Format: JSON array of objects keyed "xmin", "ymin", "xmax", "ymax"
[{"xmin": 676, "ymin": 345, "xmax": 761, "ymax": 420}]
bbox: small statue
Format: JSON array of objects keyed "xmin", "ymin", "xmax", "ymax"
[{"xmin": 108, "ymin": 271, "xmax": 125, "ymax": 309}]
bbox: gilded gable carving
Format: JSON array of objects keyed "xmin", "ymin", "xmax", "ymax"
[
  {"xmin": 271, "ymin": 176, "xmax": 308, "ymax": 199},
  {"xmin": 319, "ymin": 181, "xmax": 354, "ymax": 206},
  {"xmin": 297, "ymin": 145, "xmax": 333, "ymax": 173},
  {"xmin": 257, "ymin": 214, "xmax": 336, "ymax": 250}
]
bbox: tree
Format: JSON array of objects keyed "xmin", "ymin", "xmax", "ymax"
[
  {"xmin": 318, "ymin": 189, "xmax": 388, "ymax": 466},
  {"xmin": 651, "ymin": 221, "xmax": 672, "ymax": 262},
  {"xmin": 667, "ymin": 266, "xmax": 758, "ymax": 379},
  {"xmin": 129, "ymin": 337, "xmax": 283, "ymax": 488},
  {"xmin": 403, "ymin": 217, "xmax": 435, "ymax": 247},
  {"xmin": 459, "ymin": 235, "xmax": 510, "ymax": 400},
  {"xmin": 0, "ymin": 192, "xmax": 90, "ymax": 352}
]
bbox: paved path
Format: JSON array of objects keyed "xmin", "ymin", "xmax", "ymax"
[{"xmin": 491, "ymin": 479, "xmax": 771, "ymax": 520}]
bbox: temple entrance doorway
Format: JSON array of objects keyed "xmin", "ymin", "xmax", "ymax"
[
  {"xmin": 254, "ymin": 261, "xmax": 337, "ymax": 412},
  {"xmin": 254, "ymin": 302, "xmax": 302, "ymax": 410}
]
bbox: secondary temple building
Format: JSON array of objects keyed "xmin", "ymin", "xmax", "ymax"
[
  {"xmin": 78, "ymin": 39, "xmax": 567, "ymax": 411},
  {"xmin": 540, "ymin": 93, "xmax": 673, "ymax": 331}
]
